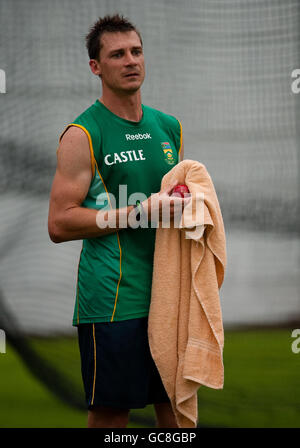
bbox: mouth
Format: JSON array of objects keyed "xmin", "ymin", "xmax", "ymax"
[{"xmin": 124, "ymin": 73, "xmax": 139, "ymax": 78}]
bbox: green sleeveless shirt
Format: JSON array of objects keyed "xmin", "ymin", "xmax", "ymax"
[{"xmin": 59, "ymin": 99, "xmax": 182, "ymax": 325}]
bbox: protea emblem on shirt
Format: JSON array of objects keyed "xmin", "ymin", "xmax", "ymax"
[{"xmin": 161, "ymin": 142, "xmax": 176, "ymax": 165}]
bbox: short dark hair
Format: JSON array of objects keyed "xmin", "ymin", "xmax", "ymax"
[{"xmin": 85, "ymin": 14, "xmax": 143, "ymax": 60}]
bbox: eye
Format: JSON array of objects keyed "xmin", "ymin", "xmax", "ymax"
[
  {"xmin": 112, "ymin": 52, "xmax": 122, "ymax": 58},
  {"xmin": 132, "ymin": 49, "xmax": 142, "ymax": 56}
]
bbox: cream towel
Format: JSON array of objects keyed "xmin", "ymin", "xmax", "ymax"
[{"xmin": 148, "ymin": 159, "xmax": 227, "ymax": 428}]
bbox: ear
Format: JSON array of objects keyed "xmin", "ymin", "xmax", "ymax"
[{"xmin": 89, "ymin": 59, "xmax": 102, "ymax": 77}]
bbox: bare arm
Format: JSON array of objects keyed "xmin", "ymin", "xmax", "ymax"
[{"xmin": 48, "ymin": 126, "xmax": 135, "ymax": 243}]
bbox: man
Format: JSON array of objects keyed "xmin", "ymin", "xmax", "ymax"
[{"xmin": 48, "ymin": 14, "xmax": 188, "ymax": 428}]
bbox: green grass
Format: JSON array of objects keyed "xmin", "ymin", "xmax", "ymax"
[
  {"xmin": 0, "ymin": 328, "xmax": 299, "ymax": 428},
  {"xmin": 0, "ymin": 341, "xmax": 86, "ymax": 428},
  {"xmin": 197, "ymin": 329, "xmax": 300, "ymax": 427}
]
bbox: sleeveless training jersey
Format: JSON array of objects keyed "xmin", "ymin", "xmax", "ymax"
[{"xmin": 58, "ymin": 99, "xmax": 182, "ymax": 325}]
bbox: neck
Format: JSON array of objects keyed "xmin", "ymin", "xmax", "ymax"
[{"xmin": 99, "ymin": 88, "xmax": 143, "ymax": 122}]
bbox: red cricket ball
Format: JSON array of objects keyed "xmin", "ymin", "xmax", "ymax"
[{"xmin": 171, "ymin": 184, "xmax": 190, "ymax": 198}]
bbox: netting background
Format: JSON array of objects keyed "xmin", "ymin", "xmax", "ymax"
[{"xmin": 0, "ymin": 0, "xmax": 299, "ymax": 416}]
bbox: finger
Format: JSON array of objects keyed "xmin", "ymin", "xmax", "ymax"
[
  {"xmin": 164, "ymin": 180, "xmax": 179, "ymax": 195},
  {"xmin": 170, "ymin": 192, "xmax": 182, "ymax": 198},
  {"xmin": 183, "ymin": 198, "xmax": 192, "ymax": 208}
]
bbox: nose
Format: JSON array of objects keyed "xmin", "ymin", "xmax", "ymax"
[{"xmin": 124, "ymin": 50, "xmax": 137, "ymax": 66}]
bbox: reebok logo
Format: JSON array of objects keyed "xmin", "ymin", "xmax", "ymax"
[{"xmin": 125, "ymin": 133, "xmax": 151, "ymax": 141}]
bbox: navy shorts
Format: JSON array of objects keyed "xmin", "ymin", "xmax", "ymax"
[{"xmin": 77, "ymin": 316, "xmax": 170, "ymax": 410}]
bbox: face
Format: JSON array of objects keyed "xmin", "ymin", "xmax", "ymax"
[{"xmin": 89, "ymin": 31, "xmax": 145, "ymax": 94}]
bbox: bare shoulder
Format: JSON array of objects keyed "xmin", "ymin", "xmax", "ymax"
[
  {"xmin": 50, "ymin": 124, "xmax": 93, "ymax": 204},
  {"xmin": 57, "ymin": 125, "xmax": 92, "ymax": 178},
  {"xmin": 60, "ymin": 124, "xmax": 89, "ymax": 145}
]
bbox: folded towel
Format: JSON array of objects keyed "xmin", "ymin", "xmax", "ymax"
[{"xmin": 148, "ymin": 159, "xmax": 227, "ymax": 428}]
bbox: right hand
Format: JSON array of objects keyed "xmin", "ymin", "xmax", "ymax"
[{"xmin": 142, "ymin": 180, "xmax": 191, "ymax": 225}]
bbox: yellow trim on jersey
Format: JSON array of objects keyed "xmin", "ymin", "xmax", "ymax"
[
  {"xmin": 178, "ymin": 120, "xmax": 183, "ymax": 154},
  {"xmin": 91, "ymin": 323, "xmax": 97, "ymax": 405},
  {"xmin": 76, "ymin": 282, "xmax": 79, "ymax": 325},
  {"xmin": 93, "ymin": 159, "xmax": 113, "ymax": 209},
  {"xmin": 110, "ymin": 232, "xmax": 122, "ymax": 322},
  {"xmin": 76, "ymin": 247, "xmax": 83, "ymax": 325},
  {"xmin": 57, "ymin": 123, "xmax": 96, "ymax": 178},
  {"xmin": 93, "ymin": 158, "xmax": 123, "ymax": 323}
]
